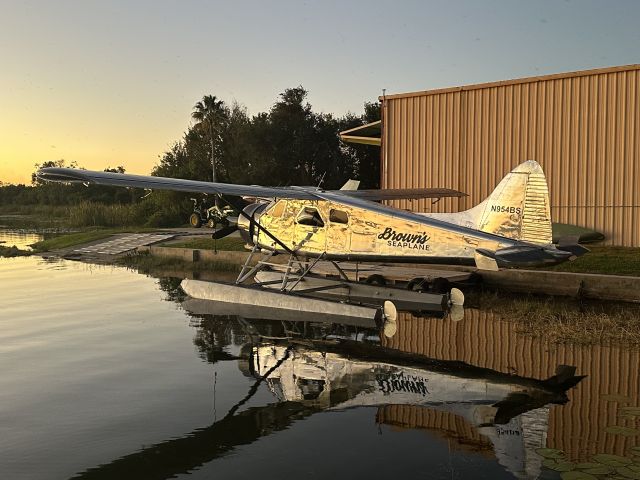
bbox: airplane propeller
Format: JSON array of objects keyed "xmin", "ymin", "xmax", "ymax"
[{"xmin": 212, "ymin": 224, "xmax": 238, "ymax": 239}]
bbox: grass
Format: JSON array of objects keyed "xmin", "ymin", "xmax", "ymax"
[
  {"xmin": 0, "ymin": 201, "xmax": 186, "ymax": 229},
  {"xmin": 470, "ymin": 289, "xmax": 640, "ymax": 346},
  {"xmin": 118, "ymin": 251, "xmax": 240, "ymax": 273},
  {"xmin": 165, "ymin": 237, "xmax": 248, "ymax": 252},
  {"xmin": 541, "ymin": 246, "xmax": 640, "ymax": 276},
  {"xmin": 0, "ymin": 245, "xmax": 32, "ymax": 257}
]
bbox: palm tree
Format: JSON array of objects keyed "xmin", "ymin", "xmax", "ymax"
[{"xmin": 192, "ymin": 95, "xmax": 226, "ymax": 183}]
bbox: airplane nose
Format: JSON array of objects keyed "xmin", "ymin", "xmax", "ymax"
[{"xmin": 237, "ymin": 203, "xmax": 267, "ymax": 245}]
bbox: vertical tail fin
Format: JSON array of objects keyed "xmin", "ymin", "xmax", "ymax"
[
  {"xmin": 467, "ymin": 161, "xmax": 552, "ymax": 245},
  {"xmin": 424, "ymin": 161, "xmax": 553, "ymax": 245}
]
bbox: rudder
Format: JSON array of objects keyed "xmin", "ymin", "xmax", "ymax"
[{"xmin": 472, "ymin": 160, "xmax": 552, "ymax": 245}]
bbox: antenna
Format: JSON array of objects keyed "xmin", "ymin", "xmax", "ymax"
[{"xmin": 317, "ymin": 171, "xmax": 327, "ymax": 189}]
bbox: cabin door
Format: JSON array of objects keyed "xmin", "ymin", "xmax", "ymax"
[
  {"xmin": 326, "ymin": 208, "xmax": 351, "ymax": 254},
  {"xmin": 292, "ymin": 206, "xmax": 327, "ymax": 254}
]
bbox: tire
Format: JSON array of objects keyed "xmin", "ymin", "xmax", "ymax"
[
  {"xmin": 431, "ymin": 277, "xmax": 451, "ymax": 294},
  {"xmin": 206, "ymin": 218, "xmax": 216, "ymax": 229},
  {"xmin": 189, "ymin": 213, "xmax": 202, "ymax": 228},
  {"xmin": 407, "ymin": 277, "xmax": 427, "ymax": 292},
  {"xmin": 365, "ymin": 274, "xmax": 387, "ymax": 286}
]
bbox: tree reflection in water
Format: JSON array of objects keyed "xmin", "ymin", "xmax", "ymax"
[{"xmin": 87, "ymin": 275, "xmax": 584, "ymax": 480}]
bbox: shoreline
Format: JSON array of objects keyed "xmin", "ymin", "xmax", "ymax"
[{"xmin": 3, "ymin": 228, "xmax": 640, "ymax": 304}]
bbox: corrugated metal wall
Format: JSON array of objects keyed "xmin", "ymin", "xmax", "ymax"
[
  {"xmin": 381, "ymin": 65, "xmax": 640, "ymax": 246},
  {"xmin": 376, "ymin": 405, "xmax": 494, "ymax": 453},
  {"xmin": 382, "ymin": 311, "xmax": 640, "ymax": 460}
]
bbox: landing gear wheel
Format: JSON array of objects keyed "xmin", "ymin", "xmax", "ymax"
[
  {"xmin": 189, "ymin": 213, "xmax": 202, "ymax": 228},
  {"xmin": 365, "ymin": 274, "xmax": 387, "ymax": 286},
  {"xmin": 407, "ymin": 277, "xmax": 427, "ymax": 292},
  {"xmin": 431, "ymin": 277, "xmax": 451, "ymax": 294},
  {"xmin": 206, "ymin": 218, "xmax": 216, "ymax": 229}
]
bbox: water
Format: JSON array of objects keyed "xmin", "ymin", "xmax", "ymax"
[
  {"xmin": 1, "ymin": 256, "xmax": 639, "ymax": 480},
  {"xmin": 0, "ymin": 228, "xmax": 44, "ymax": 250}
]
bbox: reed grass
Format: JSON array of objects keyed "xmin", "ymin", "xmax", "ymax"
[
  {"xmin": 1, "ymin": 200, "xmax": 186, "ymax": 229},
  {"xmin": 470, "ymin": 290, "xmax": 640, "ymax": 346}
]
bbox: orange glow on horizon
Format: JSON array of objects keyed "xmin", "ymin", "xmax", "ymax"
[{"xmin": 0, "ymin": 98, "xmax": 187, "ymax": 185}]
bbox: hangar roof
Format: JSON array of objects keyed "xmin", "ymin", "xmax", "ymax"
[
  {"xmin": 379, "ymin": 64, "xmax": 640, "ymax": 101},
  {"xmin": 339, "ymin": 120, "xmax": 381, "ymax": 146}
]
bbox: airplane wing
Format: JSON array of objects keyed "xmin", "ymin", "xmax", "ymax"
[
  {"xmin": 336, "ymin": 188, "xmax": 466, "ymax": 201},
  {"xmin": 37, "ymin": 168, "xmax": 466, "ymax": 201},
  {"xmin": 37, "ymin": 167, "xmax": 319, "ymax": 200}
]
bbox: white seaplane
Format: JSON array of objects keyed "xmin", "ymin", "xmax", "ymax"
[
  {"xmin": 37, "ymin": 160, "xmax": 585, "ymax": 268},
  {"xmin": 38, "ymin": 160, "xmax": 587, "ymax": 321}
]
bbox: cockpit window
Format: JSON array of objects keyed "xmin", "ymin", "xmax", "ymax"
[
  {"xmin": 329, "ymin": 209, "xmax": 349, "ymax": 224},
  {"xmin": 267, "ymin": 200, "xmax": 286, "ymax": 218},
  {"xmin": 297, "ymin": 378, "xmax": 325, "ymax": 400},
  {"xmin": 296, "ymin": 207, "xmax": 325, "ymax": 227}
]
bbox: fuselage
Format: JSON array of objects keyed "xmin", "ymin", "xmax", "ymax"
[{"xmin": 240, "ymin": 194, "xmax": 570, "ymax": 266}]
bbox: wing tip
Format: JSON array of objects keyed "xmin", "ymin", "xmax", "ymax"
[{"xmin": 36, "ymin": 167, "xmax": 90, "ymax": 184}]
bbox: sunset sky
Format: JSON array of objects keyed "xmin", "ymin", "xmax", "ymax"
[{"xmin": 1, "ymin": 0, "xmax": 639, "ymax": 184}]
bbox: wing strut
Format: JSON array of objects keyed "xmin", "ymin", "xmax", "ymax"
[{"xmin": 219, "ymin": 195, "xmax": 293, "ymax": 254}]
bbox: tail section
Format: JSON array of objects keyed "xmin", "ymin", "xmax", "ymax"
[
  {"xmin": 427, "ymin": 161, "xmax": 553, "ymax": 245},
  {"xmin": 469, "ymin": 160, "xmax": 552, "ymax": 244}
]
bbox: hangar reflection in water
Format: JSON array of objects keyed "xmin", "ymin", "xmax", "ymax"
[{"xmin": 72, "ymin": 288, "xmax": 584, "ymax": 480}]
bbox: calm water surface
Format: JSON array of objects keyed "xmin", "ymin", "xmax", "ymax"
[
  {"xmin": 0, "ymin": 228, "xmax": 44, "ymax": 250},
  {"xmin": 1, "ymin": 257, "xmax": 639, "ymax": 479}
]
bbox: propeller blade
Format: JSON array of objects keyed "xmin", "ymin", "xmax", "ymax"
[{"xmin": 212, "ymin": 225, "xmax": 238, "ymax": 239}]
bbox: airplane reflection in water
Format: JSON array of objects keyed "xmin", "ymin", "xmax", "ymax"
[{"xmin": 72, "ymin": 300, "xmax": 584, "ymax": 480}]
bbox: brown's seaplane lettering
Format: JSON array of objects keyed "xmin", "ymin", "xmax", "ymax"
[{"xmin": 377, "ymin": 227, "xmax": 431, "ymax": 250}]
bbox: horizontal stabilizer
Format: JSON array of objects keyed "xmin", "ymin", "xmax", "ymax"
[
  {"xmin": 474, "ymin": 251, "xmax": 499, "ymax": 271},
  {"xmin": 476, "ymin": 245, "xmax": 574, "ymax": 267},
  {"xmin": 339, "ymin": 188, "xmax": 466, "ymax": 201},
  {"xmin": 555, "ymin": 240, "xmax": 590, "ymax": 259},
  {"xmin": 543, "ymin": 365, "xmax": 587, "ymax": 391}
]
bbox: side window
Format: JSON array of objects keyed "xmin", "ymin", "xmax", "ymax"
[
  {"xmin": 267, "ymin": 200, "xmax": 286, "ymax": 218},
  {"xmin": 329, "ymin": 209, "xmax": 349, "ymax": 224},
  {"xmin": 296, "ymin": 207, "xmax": 325, "ymax": 227}
]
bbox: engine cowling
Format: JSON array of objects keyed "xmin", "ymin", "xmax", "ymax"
[{"xmin": 237, "ymin": 202, "xmax": 268, "ymax": 245}]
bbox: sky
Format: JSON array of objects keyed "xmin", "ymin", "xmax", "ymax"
[{"xmin": 1, "ymin": 0, "xmax": 639, "ymax": 185}]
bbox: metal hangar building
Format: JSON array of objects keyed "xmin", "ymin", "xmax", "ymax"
[{"xmin": 342, "ymin": 64, "xmax": 640, "ymax": 247}]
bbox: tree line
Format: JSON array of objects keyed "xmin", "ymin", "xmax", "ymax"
[
  {"xmin": 153, "ymin": 86, "xmax": 380, "ymax": 188},
  {"xmin": 0, "ymin": 86, "xmax": 380, "ymax": 226}
]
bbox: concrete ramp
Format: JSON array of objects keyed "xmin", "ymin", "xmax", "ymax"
[{"xmin": 73, "ymin": 233, "xmax": 175, "ymax": 256}]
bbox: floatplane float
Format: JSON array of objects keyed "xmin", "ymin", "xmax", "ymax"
[{"xmin": 38, "ymin": 160, "xmax": 587, "ymax": 322}]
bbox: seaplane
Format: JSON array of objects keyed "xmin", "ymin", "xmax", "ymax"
[{"xmin": 37, "ymin": 160, "xmax": 587, "ymax": 323}]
